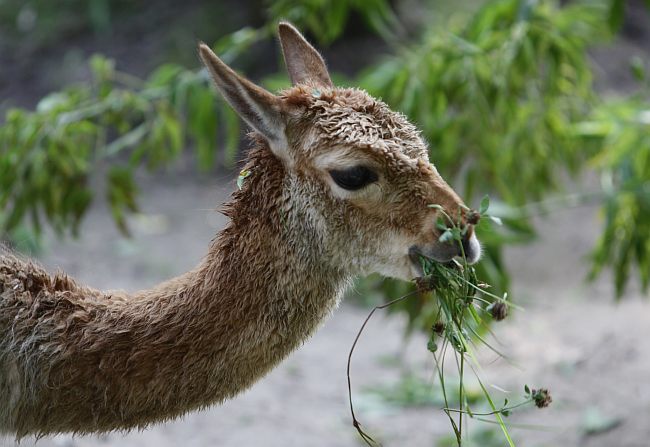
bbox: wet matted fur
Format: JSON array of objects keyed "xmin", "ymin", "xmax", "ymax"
[{"xmin": 0, "ymin": 23, "xmax": 479, "ymax": 437}]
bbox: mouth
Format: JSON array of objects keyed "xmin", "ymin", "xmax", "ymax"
[{"xmin": 408, "ymin": 233, "xmax": 482, "ymax": 277}]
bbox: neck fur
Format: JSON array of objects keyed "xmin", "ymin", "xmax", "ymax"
[{"xmin": 0, "ymin": 142, "xmax": 349, "ymax": 437}]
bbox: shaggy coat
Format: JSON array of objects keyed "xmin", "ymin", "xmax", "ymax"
[
  {"xmin": 0, "ymin": 22, "xmax": 479, "ymax": 437},
  {"xmin": 1, "ymin": 146, "xmax": 346, "ymax": 437}
]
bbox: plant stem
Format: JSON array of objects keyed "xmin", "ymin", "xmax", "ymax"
[{"xmin": 346, "ymin": 290, "xmax": 420, "ymax": 446}]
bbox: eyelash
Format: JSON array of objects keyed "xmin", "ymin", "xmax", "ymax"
[{"xmin": 328, "ymin": 166, "xmax": 379, "ymax": 191}]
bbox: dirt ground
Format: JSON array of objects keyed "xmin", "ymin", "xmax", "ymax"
[{"xmin": 1, "ymin": 169, "xmax": 648, "ymax": 447}]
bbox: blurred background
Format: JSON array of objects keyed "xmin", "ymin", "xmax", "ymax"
[{"xmin": 1, "ymin": 0, "xmax": 649, "ymax": 446}]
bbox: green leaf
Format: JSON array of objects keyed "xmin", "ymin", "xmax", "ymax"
[
  {"xmin": 488, "ymin": 215, "xmax": 503, "ymax": 226},
  {"xmin": 237, "ymin": 169, "xmax": 251, "ymax": 190},
  {"xmin": 89, "ymin": 54, "xmax": 115, "ymax": 82},
  {"xmin": 608, "ymin": 0, "xmax": 625, "ymax": 32},
  {"xmin": 106, "ymin": 166, "xmax": 138, "ymax": 234},
  {"xmin": 214, "ymin": 27, "xmax": 263, "ymax": 64},
  {"xmin": 103, "ymin": 124, "xmax": 148, "ymax": 157},
  {"xmin": 439, "ymin": 229, "xmax": 454, "ymax": 243},
  {"xmin": 148, "ymin": 64, "xmax": 183, "ymax": 87},
  {"xmin": 436, "ymin": 217, "xmax": 449, "ymax": 231},
  {"xmin": 36, "ymin": 92, "xmax": 70, "ymax": 113},
  {"xmin": 630, "ymin": 56, "xmax": 646, "ymax": 81},
  {"xmin": 479, "ymin": 195, "xmax": 490, "ymax": 215},
  {"xmin": 88, "ymin": 0, "xmax": 112, "ymax": 34},
  {"xmin": 185, "ymin": 82, "xmax": 218, "ymax": 170}
]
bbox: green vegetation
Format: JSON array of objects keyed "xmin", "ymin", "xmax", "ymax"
[
  {"xmin": 2, "ymin": 0, "xmax": 648, "ymax": 298},
  {"xmin": 0, "ymin": 57, "xmax": 234, "ymax": 235},
  {"xmin": 0, "ymin": 0, "xmax": 131, "ymax": 42},
  {"xmin": 2, "ymin": 0, "xmax": 649, "ymax": 445},
  {"xmin": 347, "ymin": 198, "xmax": 550, "ymax": 446}
]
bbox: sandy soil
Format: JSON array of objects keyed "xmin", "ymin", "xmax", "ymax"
[{"xmin": 1, "ymin": 169, "xmax": 648, "ymax": 447}]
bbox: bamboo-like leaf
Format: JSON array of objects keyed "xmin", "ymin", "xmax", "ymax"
[
  {"xmin": 607, "ymin": 0, "xmax": 625, "ymax": 32},
  {"xmin": 103, "ymin": 124, "xmax": 148, "ymax": 156}
]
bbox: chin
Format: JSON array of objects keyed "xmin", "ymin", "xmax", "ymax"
[{"xmin": 374, "ymin": 259, "xmax": 420, "ymax": 282}]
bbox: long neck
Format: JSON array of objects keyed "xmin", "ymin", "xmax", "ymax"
[{"xmin": 1, "ymin": 144, "xmax": 349, "ymax": 437}]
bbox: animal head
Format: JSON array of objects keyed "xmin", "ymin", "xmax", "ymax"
[{"xmin": 199, "ymin": 22, "xmax": 480, "ymax": 281}]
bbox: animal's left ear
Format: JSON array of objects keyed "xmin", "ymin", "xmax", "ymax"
[
  {"xmin": 278, "ymin": 22, "xmax": 333, "ymax": 89},
  {"xmin": 198, "ymin": 43, "xmax": 289, "ymax": 159}
]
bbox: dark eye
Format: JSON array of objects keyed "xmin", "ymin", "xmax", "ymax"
[{"xmin": 328, "ymin": 166, "xmax": 379, "ymax": 191}]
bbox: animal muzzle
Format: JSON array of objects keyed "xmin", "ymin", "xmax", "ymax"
[{"xmin": 409, "ymin": 225, "xmax": 482, "ymax": 268}]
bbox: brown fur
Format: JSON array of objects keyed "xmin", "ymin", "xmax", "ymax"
[
  {"xmin": 0, "ymin": 147, "xmax": 345, "ymax": 437},
  {"xmin": 0, "ymin": 23, "xmax": 478, "ymax": 438}
]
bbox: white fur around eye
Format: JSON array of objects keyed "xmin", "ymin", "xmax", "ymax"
[{"xmin": 312, "ymin": 147, "xmax": 370, "ymax": 169}]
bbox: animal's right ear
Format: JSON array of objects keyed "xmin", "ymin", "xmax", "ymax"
[{"xmin": 198, "ymin": 43, "xmax": 288, "ymax": 159}]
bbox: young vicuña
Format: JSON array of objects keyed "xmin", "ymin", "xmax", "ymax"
[{"xmin": 0, "ymin": 22, "xmax": 480, "ymax": 437}]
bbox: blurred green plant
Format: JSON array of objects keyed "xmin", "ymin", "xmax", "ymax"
[
  {"xmin": 1, "ymin": 0, "xmax": 649, "ymax": 296},
  {"xmin": 358, "ymin": 0, "xmax": 649, "ymax": 304},
  {"xmin": 362, "ymin": 372, "xmax": 485, "ymax": 408},
  {"xmin": 362, "ymin": 0, "xmax": 601, "ymax": 204},
  {"xmin": 607, "ymin": 0, "xmax": 650, "ymax": 32},
  {"xmin": 580, "ymin": 95, "xmax": 650, "ymax": 296},
  {"xmin": 0, "ymin": 55, "xmax": 241, "ymax": 236},
  {"xmin": 0, "ymin": 0, "xmax": 132, "ymax": 42},
  {"xmin": 437, "ymin": 428, "xmax": 507, "ymax": 447},
  {"xmin": 0, "ymin": 0, "xmax": 397, "ymax": 239},
  {"xmin": 267, "ymin": 0, "xmax": 402, "ymax": 43},
  {"xmin": 351, "ymin": 0, "xmax": 628, "ymax": 329}
]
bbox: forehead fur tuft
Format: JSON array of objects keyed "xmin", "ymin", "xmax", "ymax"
[{"xmin": 280, "ymin": 86, "xmax": 429, "ymax": 166}]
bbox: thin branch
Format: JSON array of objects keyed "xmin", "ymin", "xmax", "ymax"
[
  {"xmin": 347, "ymin": 290, "xmax": 420, "ymax": 447},
  {"xmin": 444, "ymin": 399, "xmax": 532, "ymax": 416}
]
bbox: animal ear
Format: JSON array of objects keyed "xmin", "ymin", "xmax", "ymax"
[
  {"xmin": 198, "ymin": 43, "xmax": 288, "ymax": 153},
  {"xmin": 278, "ymin": 22, "xmax": 333, "ymax": 89}
]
